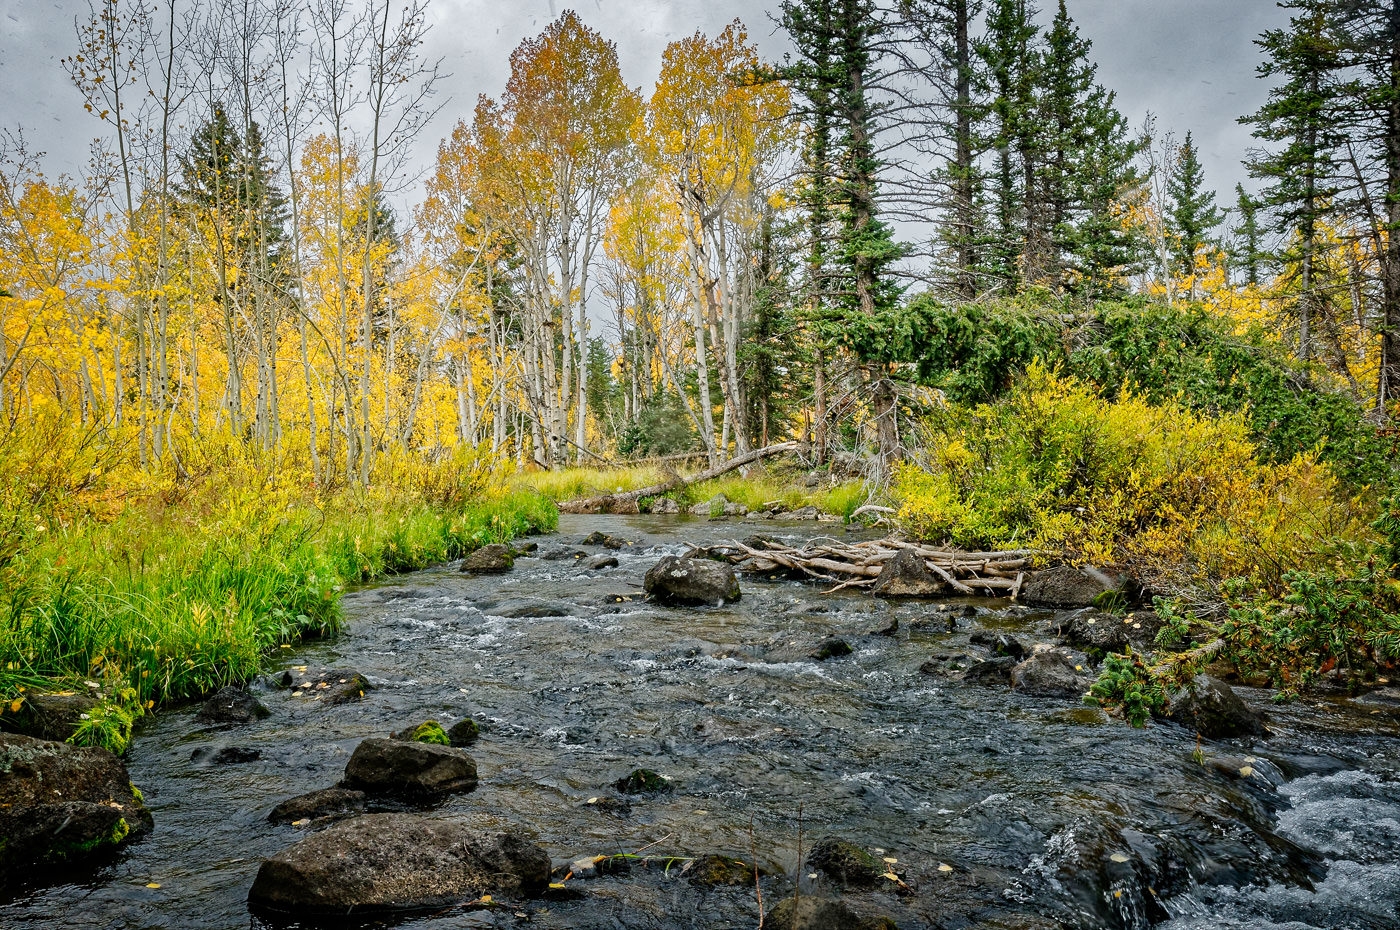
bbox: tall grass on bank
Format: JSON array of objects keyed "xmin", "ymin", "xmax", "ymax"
[{"xmin": 0, "ymin": 428, "xmax": 555, "ymax": 751}]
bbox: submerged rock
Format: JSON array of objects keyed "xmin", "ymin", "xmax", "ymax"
[
  {"xmin": 811, "ymin": 638, "xmax": 855, "ymax": 660},
  {"xmin": 0, "ymin": 733, "xmax": 153, "ymax": 876},
  {"xmin": 582, "ymin": 531, "xmax": 630, "ymax": 549},
  {"xmin": 391, "ymin": 721, "xmax": 450, "ymax": 746},
  {"xmin": 195, "ymin": 686, "xmax": 270, "ymax": 726},
  {"xmin": 614, "ymin": 767, "xmax": 672, "ymax": 794},
  {"xmin": 870, "ymin": 548, "xmax": 946, "ymax": 598},
  {"xmin": 341, "ymin": 738, "xmax": 478, "ymax": 798},
  {"xmin": 969, "ymin": 631, "xmax": 1027, "ymax": 658},
  {"xmin": 1020, "ymin": 565, "xmax": 1121, "ymax": 608},
  {"xmin": 806, "ymin": 837, "xmax": 885, "ymax": 887},
  {"xmin": 190, "ymin": 745, "xmax": 262, "ymax": 765},
  {"xmin": 963, "ymin": 655, "xmax": 1018, "ymax": 685},
  {"xmin": 1166, "ymin": 675, "xmax": 1267, "ymax": 739},
  {"xmin": 485, "ymin": 598, "xmax": 575, "ymax": 618},
  {"xmin": 686, "ymin": 854, "xmax": 763, "ymax": 886},
  {"xmin": 540, "ymin": 546, "xmax": 586, "ymax": 561},
  {"xmin": 247, "ymin": 813, "xmax": 549, "ymax": 916},
  {"xmin": 460, "ymin": 543, "xmax": 514, "ymax": 574},
  {"xmin": 644, "ymin": 555, "xmax": 741, "ymax": 605},
  {"xmin": 1010, "ymin": 648, "xmax": 1091, "ymax": 697},
  {"xmin": 267, "ymin": 787, "xmax": 367, "ymax": 824},
  {"xmin": 580, "ymin": 554, "xmax": 619, "ymax": 571}
]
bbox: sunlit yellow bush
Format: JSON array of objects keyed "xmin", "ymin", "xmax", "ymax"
[{"xmin": 895, "ymin": 364, "xmax": 1373, "ymax": 594}]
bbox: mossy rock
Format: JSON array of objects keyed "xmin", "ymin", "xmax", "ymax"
[
  {"xmin": 393, "ymin": 721, "xmax": 449, "ymax": 746},
  {"xmin": 806, "ymin": 837, "xmax": 885, "ymax": 887},
  {"xmin": 614, "ymin": 768, "xmax": 672, "ymax": 794},
  {"xmin": 686, "ymin": 854, "xmax": 764, "ymax": 887},
  {"xmin": 446, "ymin": 718, "xmax": 480, "ymax": 747},
  {"xmin": 766, "ymin": 896, "xmax": 895, "ymax": 930},
  {"xmin": 811, "ymin": 638, "xmax": 854, "ymax": 661}
]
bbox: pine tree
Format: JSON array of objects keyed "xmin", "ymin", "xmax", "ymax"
[
  {"xmin": 1241, "ymin": 0, "xmax": 1341, "ymax": 360},
  {"xmin": 1166, "ymin": 131, "xmax": 1224, "ymax": 283},
  {"xmin": 1230, "ymin": 183, "xmax": 1268, "ymax": 287}
]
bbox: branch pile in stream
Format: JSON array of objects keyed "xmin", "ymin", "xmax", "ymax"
[{"xmin": 703, "ymin": 537, "xmax": 1048, "ymax": 596}]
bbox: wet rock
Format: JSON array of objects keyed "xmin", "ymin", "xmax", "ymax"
[
  {"xmin": 806, "ymin": 837, "xmax": 885, "ymax": 887},
  {"xmin": 0, "ymin": 733, "xmax": 153, "ymax": 875},
  {"xmin": 1010, "ymin": 647, "xmax": 1092, "ymax": 697},
  {"xmin": 460, "ymin": 543, "xmax": 514, "ymax": 574},
  {"xmin": 870, "ymin": 548, "xmax": 946, "ymax": 598},
  {"xmin": 582, "ymin": 531, "xmax": 625, "ymax": 547},
  {"xmin": 190, "ymin": 745, "xmax": 262, "ymax": 765},
  {"xmin": 446, "ymin": 718, "xmax": 480, "ymax": 747},
  {"xmin": 1166, "ymin": 675, "xmax": 1267, "ymax": 739},
  {"xmin": 485, "ymin": 598, "xmax": 575, "ymax": 618},
  {"xmin": 580, "ymin": 554, "xmax": 619, "ymax": 571},
  {"xmin": 1123, "ymin": 610, "xmax": 1174, "ymax": 648},
  {"xmin": 0, "ymin": 691, "xmax": 101, "ymax": 743},
  {"xmin": 582, "ymin": 795, "xmax": 631, "ymax": 817},
  {"xmin": 390, "ymin": 721, "xmax": 450, "ymax": 746},
  {"xmin": 788, "ymin": 505, "xmax": 822, "ymax": 520},
  {"xmin": 686, "ymin": 854, "xmax": 763, "ymax": 886},
  {"xmin": 247, "ymin": 813, "xmax": 549, "ymax": 917},
  {"xmin": 919, "ymin": 652, "xmax": 983, "ymax": 676},
  {"xmin": 1020, "ymin": 565, "xmax": 1121, "ymax": 608},
  {"xmin": 1062, "ymin": 611, "xmax": 1130, "ymax": 656},
  {"xmin": 766, "ymin": 895, "xmax": 891, "ymax": 930},
  {"xmin": 268, "ymin": 787, "xmax": 367, "ymax": 824},
  {"xmin": 647, "ymin": 497, "xmax": 681, "ymax": 514},
  {"xmin": 326, "ymin": 672, "xmax": 371, "ymax": 705},
  {"xmin": 540, "ymin": 546, "xmax": 586, "ymax": 561},
  {"xmin": 723, "ymin": 502, "xmax": 750, "ymax": 517},
  {"xmin": 963, "ymin": 656, "xmax": 1017, "ymax": 685},
  {"xmin": 969, "ymin": 631, "xmax": 1027, "ymax": 658},
  {"xmin": 194, "ymin": 686, "xmax": 270, "ymax": 726},
  {"xmin": 341, "ymin": 738, "xmax": 478, "ymax": 798},
  {"xmin": 644, "ymin": 555, "xmax": 741, "ymax": 606},
  {"xmin": 812, "ymin": 638, "xmax": 854, "ymax": 660},
  {"xmin": 511, "ymin": 541, "xmax": 539, "ymax": 555},
  {"xmin": 614, "ymin": 767, "xmax": 672, "ymax": 794},
  {"xmin": 874, "ymin": 618, "xmax": 900, "ymax": 637}
]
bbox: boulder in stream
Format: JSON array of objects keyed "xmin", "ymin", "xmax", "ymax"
[
  {"xmin": 1165, "ymin": 675, "xmax": 1267, "ymax": 739},
  {"xmin": 647, "ymin": 497, "xmax": 681, "ymax": 514},
  {"xmin": 1010, "ymin": 647, "xmax": 1092, "ymax": 697},
  {"xmin": 580, "ymin": 554, "xmax": 619, "ymax": 571},
  {"xmin": 247, "ymin": 813, "xmax": 549, "ymax": 917},
  {"xmin": 1020, "ymin": 565, "xmax": 1122, "ymax": 608},
  {"xmin": 685, "ymin": 854, "xmax": 764, "ymax": 886},
  {"xmin": 341, "ymin": 738, "xmax": 478, "ymax": 798},
  {"xmin": 969, "ymin": 631, "xmax": 1027, "ymax": 658},
  {"xmin": 194, "ymin": 686, "xmax": 270, "ymax": 726},
  {"xmin": 644, "ymin": 555, "xmax": 741, "ymax": 605},
  {"xmin": 460, "ymin": 543, "xmax": 514, "ymax": 574},
  {"xmin": 806, "ymin": 837, "xmax": 886, "ymax": 887},
  {"xmin": 0, "ymin": 733, "xmax": 153, "ymax": 876},
  {"xmin": 446, "ymin": 718, "xmax": 480, "ymax": 747},
  {"xmin": 390, "ymin": 720, "xmax": 450, "ymax": 746},
  {"xmin": 614, "ymin": 767, "xmax": 672, "ymax": 794},
  {"xmin": 1062, "ymin": 611, "xmax": 1131, "ymax": 656},
  {"xmin": 812, "ymin": 638, "xmax": 855, "ymax": 660},
  {"xmin": 0, "ymin": 691, "xmax": 101, "ymax": 743},
  {"xmin": 268, "ymin": 787, "xmax": 367, "ymax": 824},
  {"xmin": 766, "ymin": 895, "xmax": 897, "ymax": 930},
  {"xmin": 870, "ymin": 548, "xmax": 946, "ymax": 598},
  {"xmin": 963, "ymin": 655, "xmax": 1017, "ymax": 685}
]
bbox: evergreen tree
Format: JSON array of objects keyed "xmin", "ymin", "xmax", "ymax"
[
  {"xmin": 1230, "ymin": 183, "xmax": 1268, "ymax": 287},
  {"xmin": 1166, "ymin": 131, "xmax": 1224, "ymax": 282},
  {"xmin": 1241, "ymin": 0, "xmax": 1341, "ymax": 360}
]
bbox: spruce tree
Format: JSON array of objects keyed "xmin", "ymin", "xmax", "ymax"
[
  {"xmin": 1166, "ymin": 131, "xmax": 1224, "ymax": 283},
  {"xmin": 1230, "ymin": 183, "xmax": 1268, "ymax": 287}
]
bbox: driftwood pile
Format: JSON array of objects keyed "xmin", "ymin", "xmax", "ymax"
[{"xmin": 701, "ymin": 536, "xmax": 1045, "ymax": 597}]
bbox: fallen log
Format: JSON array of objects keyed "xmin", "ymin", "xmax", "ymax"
[{"xmin": 556, "ymin": 442, "xmax": 802, "ymax": 514}]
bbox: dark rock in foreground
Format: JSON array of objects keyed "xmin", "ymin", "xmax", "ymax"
[
  {"xmin": 285, "ymin": 669, "xmax": 372, "ymax": 705},
  {"xmin": 1020, "ymin": 565, "xmax": 1120, "ymax": 608},
  {"xmin": 247, "ymin": 813, "xmax": 549, "ymax": 916},
  {"xmin": 1, "ymin": 692, "xmax": 101, "ymax": 743},
  {"xmin": 342, "ymin": 738, "xmax": 478, "ymax": 798},
  {"xmin": 812, "ymin": 638, "xmax": 854, "ymax": 660},
  {"xmin": 1061, "ymin": 611, "xmax": 1130, "ymax": 655},
  {"xmin": 644, "ymin": 555, "xmax": 741, "ymax": 605},
  {"xmin": 964, "ymin": 655, "xmax": 1018, "ymax": 685},
  {"xmin": 969, "ymin": 631, "xmax": 1027, "ymax": 658},
  {"xmin": 1011, "ymin": 648, "xmax": 1091, "ymax": 697},
  {"xmin": 614, "ymin": 767, "xmax": 672, "ymax": 794},
  {"xmin": 767, "ymin": 895, "xmax": 896, "ymax": 929},
  {"xmin": 268, "ymin": 787, "xmax": 367, "ymax": 824},
  {"xmin": 686, "ymin": 853, "xmax": 763, "ymax": 886},
  {"xmin": 0, "ymin": 733, "xmax": 153, "ymax": 877},
  {"xmin": 460, "ymin": 543, "xmax": 514, "ymax": 574},
  {"xmin": 806, "ymin": 837, "xmax": 885, "ymax": 887},
  {"xmin": 1166, "ymin": 675, "xmax": 1267, "ymax": 739},
  {"xmin": 870, "ymin": 548, "xmax": 945, "ymax": 598},
  {"xmin": 195, "ymin": 686, "xmax": 270, "ymax": 726}
]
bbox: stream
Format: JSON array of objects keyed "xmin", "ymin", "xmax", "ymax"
[{"xmin": 3, "ymin": 514, "xmax": 1400, "ymax": 929}]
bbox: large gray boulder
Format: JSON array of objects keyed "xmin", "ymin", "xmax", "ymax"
[
  {"xmin": 870, "ymin": 548, "xmax": 945, "ymax": 598},
  {"xmin": 644, "ymin": 555, "xmax": 741, "ymax": 605},
  {"xmin": 1062, "ymin": 611, "xmax": 1130, "ymax": 655},
  {"xmin": 1020, "ymin": 565, "xmax": 1120, "ymax": 608},
  {"xmin": 460, "ymin": 544, "xmax": 514, "ymax": 574},
  {"xmin": 247, "ymin": 814, "xmax": 549, "ymax": 916},
  {"xmin": 1166, "ymin": 675, "xmax": 1267, "ymax": 739},
  {"xmin": 1011, "ymin": 647, "xmax": 1092, "ymax": 697},
  {"xmin": 341, "ymin": 738, "xmax": 478, "ymax": 798},
  {"xmin": 0, "ymin": 733, "xmax": 153, "ymax": 877}
]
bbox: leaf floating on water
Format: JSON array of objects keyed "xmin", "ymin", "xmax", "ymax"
[
  {"xmin": 1109, "ymin": 853, "xmax": 1130, "ymax": 863},
  {"xmin": 937, "ymin": 863, "xmax": 953, "ymax": 872},
  {"xmin": 548, "ymin": 882, "xmax": 566, "ymax": 890},
  {"xmin": 882, "ymin": 871, "xmax": 900, "ymax": 881},
  {"xmin": 586, "ymin": 797, "xmax": 599, "ymax": 804},
  {"xmin": 145, "ymin": 883, "xmax": 161, "ymax": 889}
]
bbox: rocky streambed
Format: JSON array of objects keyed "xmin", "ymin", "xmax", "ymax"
[{"xmin": 3, "ymin": 513, "xmax": 1400, "ymax": 929}]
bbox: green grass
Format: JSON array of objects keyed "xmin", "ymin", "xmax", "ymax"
[{"xmin": 0, "ymin": 483, "xmax": 555, "ymax": 751}]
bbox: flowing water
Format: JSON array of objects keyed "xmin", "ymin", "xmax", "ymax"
[{"xmin": 4, "ymin": 514, "xmax": 1400, "ymax": 929}]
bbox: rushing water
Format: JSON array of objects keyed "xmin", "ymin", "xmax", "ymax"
[{"xmin": 4, "ymin": 514, "xmax": 1400, "ymax": 929}]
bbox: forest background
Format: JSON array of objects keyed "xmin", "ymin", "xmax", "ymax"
[{"xmin": 2, "ymin": 0, "xmax": 1399, "ymax": 746}]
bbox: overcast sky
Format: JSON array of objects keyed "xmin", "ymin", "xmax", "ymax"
[{"xmin": 1, "ymin": 0, "xmax": 1287, "ymax": 212}]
